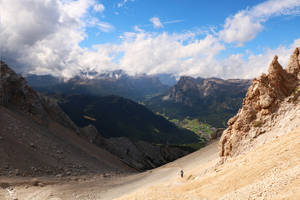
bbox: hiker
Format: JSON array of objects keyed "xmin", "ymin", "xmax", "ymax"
[{"xmin": 180, "ymin": 170, "xmax": 184, "ymax": 178}]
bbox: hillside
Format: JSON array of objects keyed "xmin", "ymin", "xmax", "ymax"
[
  {"xmin": 58, "ymin": 94, "xmax": 200, "ymax": 144},
  {"xmin": 0, "ymin": 61, "xmax": 134, "ymax": 176},
  {"xmin": 4, "ymin": 127, "xmax": 299, "ymax": 199},
  {"xmin": 145, "ymin": 77, "xmax": 251, "ymax": 128},
  {"xmin": 0, "ymin": 61, "xmax": 196, "ymax": 172},
  {"xmin": 116, "ymin": 127, "xmax": 300, "ymax": 200}
]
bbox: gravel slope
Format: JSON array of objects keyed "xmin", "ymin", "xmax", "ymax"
[
  {"xmin": 1, "ymin": 127, "xmax": 299, "ymax": 200},
  {"xmin": 0, "ymin": 140, "xmax": 219, "ymax": 200},
  {"xmin": 117, "ymin": 127, "xmax": 300, "ymax": 200}
]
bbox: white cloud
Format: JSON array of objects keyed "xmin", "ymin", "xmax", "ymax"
[
  {"xmin": 117, "ymin": 0, "xmax": 134, "ymax": 8},
  {"xmin": 93, "ymin": 3, "xmax": 105, "ymax": 13},
  {"xmin": 61, "ymin": 0, "xmax": 95, "ymax": 20},
  {"xmin": 133, "ymin": 25, "xmax": 144, "ymax": 32},
  {"xmin": 147, "ymin": 18, "xmax": 183, "ymax": 29},
  {"xmin": 1, "ymin": 0, "xmax": 300, "ymax": 81},
  {"xmin": 116, "ymin": 32, "xmax": 224, "ymax": 76},
  {"xmin": 150, "ymin": 17, "xmax": 164, "ymax": 28},
  {"xmin": 0, "ymin": 0, "xmax": 114, "ymax": 77},
  {"xmin": 87, "ymin": 17, "xmax": 115, "ymax": 32},
  {"xmin": 214, "ymin": 38, "xmax": 300, "ymax": 79},
  {"xmin": 164, "ymin": 19, "xmax": 184, "ymax": 25},
  {"xmin": 117, "ymin": 0, "xmax": 127, "ymax": 8},
  {"xmin": 219, "ymin": 12, "xmax": 263, "ymax": 46},
  {"xmin": 96, "ymin": 22, "xmax": 115, "ymax": 32},
  {"xmin": 219, "ymin": 0, "xmax": 300, "ymax": 46},
  {"xmin": 111, "ymin": 31, "xmax": 300, "ymax": 79}
]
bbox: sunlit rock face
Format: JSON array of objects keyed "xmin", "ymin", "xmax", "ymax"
[{"xmin": 219, "ymin": 48, "xmax": 300, "ymax": 157}]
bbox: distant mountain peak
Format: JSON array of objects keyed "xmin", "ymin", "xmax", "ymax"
[
  {"xmin": 164, "ymin": 75, "xmax": 251, "ymax": 105},
  {"xmin": 98, "ymin": 69, "xmax": 128, "ymax": 80}
]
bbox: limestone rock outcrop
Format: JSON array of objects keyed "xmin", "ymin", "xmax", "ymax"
[
  {"xmin": 219, "ymin": 48, "xmax": 300, "ymax": 157},
  {"xmin": 286, "ymin": 48, "xmax": 300, "ymax": 77}
]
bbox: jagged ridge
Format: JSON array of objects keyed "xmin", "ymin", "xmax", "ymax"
[{"xmin": 219, "ymin": 48, "xmax": 300, "ymax": 157}]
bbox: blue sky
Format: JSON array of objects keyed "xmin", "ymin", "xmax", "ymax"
[
  {"xmin": 82, "ymin": 0, "xmax": 300, "ymax": 53},
  {"xmin": 82, "ymin": 0, "xmax": 266, "ymax": 46},
  {"xmin": 1, "ymin": 0, "xmax": 300, "ymax": 78}
]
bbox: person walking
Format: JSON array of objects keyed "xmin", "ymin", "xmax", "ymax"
[{"xmin": 180, "ymin": 170, "xmax": 184, "ymax": 178}]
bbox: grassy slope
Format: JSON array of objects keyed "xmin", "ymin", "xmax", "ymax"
[
  {"xmin": 145, "ymin": 94, "xmax": 243, "ymax": 128},
  {"xmin": 156, "ymin": 114, "xmax": 215, "ymax": 149},
  {"xmin": 59, "ymin": 94, "xmax": 200, "ymax": 144}
]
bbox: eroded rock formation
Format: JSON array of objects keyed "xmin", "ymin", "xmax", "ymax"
[{"xmin": 219, "ymin": 48, "xmax": 300, "ymax": 157}]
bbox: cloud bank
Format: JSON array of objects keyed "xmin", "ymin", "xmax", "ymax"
[
  {"xmin": 219, "ymin": 0, "xmax": 300, "ymax": 46},
  {"xmin": 1, "ymin": 0, "xmax": 300, "ymax": 80}
]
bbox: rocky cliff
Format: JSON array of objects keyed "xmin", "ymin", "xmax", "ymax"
[
  {"xmin": 0, "ymin": 61, "xmax": 78, "ymax": 132},
  {"xmin": 164, "ymin": 76, "xmax": 251, "ymax": 106},
  {"xmin": 219, "ymin": 48, "xmax": 300, "ymax": 157},
  {"xmin": 146, "ymin": 76, "xmax": 251, "ymax": 128}
]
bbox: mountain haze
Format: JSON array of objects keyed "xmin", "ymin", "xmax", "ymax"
[{"xmin": 26, "ymin": 70, "xmax": 170, "ymax": 101}]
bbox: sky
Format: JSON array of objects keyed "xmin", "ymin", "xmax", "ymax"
[{"xmin": 1, "ymin": 0, "xmax": 300, "ymax": 79}]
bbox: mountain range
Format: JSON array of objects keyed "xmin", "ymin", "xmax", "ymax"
[
  {"xmin": 26, "ymin": 70, "xmax": 172, "ymax": 101},
  {"xmin": 26, "ymin": 70, "xmax": 251, "ymax": 130},
  {"xmin": 0, "ymin": 61, "xmax": 196, "ymax": 172},
  {"xmin": 0, "ymin": 61, "xmax": 132, "ymax": 176},
  {"xmin": 1, "ymin": 48, "xmax": 300, "ymax": 199},
  {"xmin": 145, "ymin": 76, "xmax": 251, "ymax": 128}
]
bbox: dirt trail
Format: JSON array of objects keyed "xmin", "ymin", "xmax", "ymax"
[{"xmin": 0, "ymin": 141, "xmax": 219, "ymax": 200}]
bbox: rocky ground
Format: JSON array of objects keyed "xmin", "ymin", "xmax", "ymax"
[
  {"xmin": 1, "ymin": 127, "xmax": 299, "ymax": 200},
  {"xmin": 116, "ymin": 127, "xmax": 300, "ymax": 200},
  {"xmin": 0, "ymin": 105, "xmax": 134, "ymax": 177},
  {"xmin": 0, "ymin": 140, "xmax": 219, "ymax": 200},
  {"xmin": 0, "ymin": 63, "xmax": 134, "ymax": 176}
]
